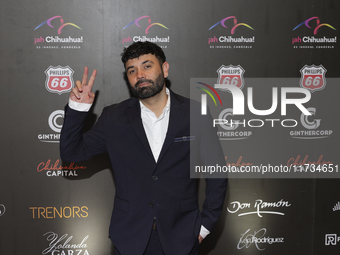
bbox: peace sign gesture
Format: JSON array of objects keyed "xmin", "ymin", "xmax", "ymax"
[{"xmin": 70, "ymin": 67, "xmax": 97, "ymax": 104}]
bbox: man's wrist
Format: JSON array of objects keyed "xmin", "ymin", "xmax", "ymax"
[
  {"xmin": 68, "ymin": 98, "xmax": 92, "ymax": 112},
  {"xmin": 199, "ymin": 225, "xmax": 210, "ymax": 239}
]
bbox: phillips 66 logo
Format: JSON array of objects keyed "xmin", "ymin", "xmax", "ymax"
[
  {"xmin": 300, "ymin": 65, "xmax": 326, "ymax": 92},
  {"xmin": 217, "ymin": 65, "xmax": 245, "ymax": 91},
  {"xmin": 45, "ymin": 65, "xmax": 74, "ymax": 95}
]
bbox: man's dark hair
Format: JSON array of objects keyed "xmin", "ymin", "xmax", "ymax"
[{"xmin": 121, "ymin": 42, "xmax": 166, "ymax": 67}]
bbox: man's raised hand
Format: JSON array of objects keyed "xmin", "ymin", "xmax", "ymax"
[{"xmin": 70, "ymin": 67, "xmax": 97, "ymax": 104}]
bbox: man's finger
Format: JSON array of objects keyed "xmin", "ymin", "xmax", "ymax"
[
  {"xmin": 87, "ymin": 69, "xmax": 97, "ymax": 89},
  {"xmin": 75, "ymin": 80, "xmax": 83, "ymax": 92},
  {"xmin": 82, "ymin": 67, "xmax": 89, "ymax": 86},
  {"xmin": 71, "ymin": 87, "xmax": 81, "ymax": 100}
]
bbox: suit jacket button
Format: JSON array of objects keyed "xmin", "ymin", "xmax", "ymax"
[
  {"xmin": 149, "ymin": 202, "xmax": 154, "ymax": 208},
  {"xmin": 152, "ymin": 175, "xmax": 158, "ymax": 180}
]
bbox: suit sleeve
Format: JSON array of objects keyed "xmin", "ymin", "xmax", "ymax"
[
  {"xmin": 60, "ymin": 105, "xmax": 108, "ymax": 162},
  {"xmin": 199, "ymin": 110, "xmax": 228, "ymax": 232}
]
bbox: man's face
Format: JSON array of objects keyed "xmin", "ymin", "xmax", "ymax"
[{"xmin": 125, "ymin": 54, "xmax": 169, "ymax": 99}]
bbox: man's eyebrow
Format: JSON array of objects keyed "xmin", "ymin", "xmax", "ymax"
[
  {"xmin": 126, "ymin": 60, "xmax": 154, "ymax": 71},
  {"xmin": 126, "ymin": 65, "xmax": 134, "ymax": 71},
  {"xmin": 142, "ymin": 60, "xmax": 154, "ymax": 65}
]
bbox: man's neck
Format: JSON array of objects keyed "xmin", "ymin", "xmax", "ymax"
[{"xmin": 140, "ymin": 86, "xmax": 168, "ymax": 118}]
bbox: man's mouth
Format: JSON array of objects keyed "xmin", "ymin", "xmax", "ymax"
[{"xmin": 136, "ymin": 80, "xmax": 153, "ymax": 88}]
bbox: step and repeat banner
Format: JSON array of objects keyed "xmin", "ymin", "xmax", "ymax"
[{"xmin": 1, "ymin": 0, "xmax": 340, "ymax": 254}]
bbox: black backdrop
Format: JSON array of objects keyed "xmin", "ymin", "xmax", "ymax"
[{"xmin": 1, "ymin": 0, "xmax": 340, "ymax": 254}]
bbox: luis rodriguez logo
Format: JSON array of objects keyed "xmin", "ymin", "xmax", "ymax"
[
  {"xmin": 208, "ymin": 16, "xmax": 255, "ymax": 49},
  {"xmin": 34, "ymin": 16, "xmax": 83, "ymax": 49},
  {"xmin": 122, "ymin": 16, "xmax": 170, "ymax": 46},
  {"xmin": 292, "ymin": 16, "xmax": 337, "ymax": 49}
]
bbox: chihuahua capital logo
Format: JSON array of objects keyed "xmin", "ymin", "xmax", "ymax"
[
  {"xmin": 293, "ymin": 17, "xmax": 336, "ymax": 35},
  {"xmin": 209, "ymin": 16, "xmax": 254, "ymax": 34},
  {"xmin": 35, "ymin": 16, "xmax": 81, "ymax": 34},
  {"xmin": 122, "ymin": 16, "xmax": 169, "ymax": 34}
]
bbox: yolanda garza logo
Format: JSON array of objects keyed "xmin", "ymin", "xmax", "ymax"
[
  {"xmin": 227, "ymin": 199, "xmax": 291, "ymax": 217},
  {"xmin": 42, "ymin": 232, "xmax": 89, "ymax": 255},
  {"xmin": 121, "ymin": 16, "xmax": 170, "ymax": 47},
  {"xmin": 45, "ymin": 66, "xmax": 74, "ymax": 95},
  {"xmin": 0, "ymin": 204, "xmax": 5, "ymax": 216},
  {"xmin": 38, "ymin": 110, "xmax": 64, "ymax": 143},
  {"xmin": 37, "ymin": 159, "xmax": 86, "ymax": 177},
  {"xmin": 237, "ymin": 228, "xmax": 284, "ymax": 251},
  {"xmin": 34, "ymin": 16, "xmax": 83, "ymax": 50},
  {"xmin": 292, "ymin": 17, "xmax": 337, "ymax": 49},
  {"xmin": 208, "ymin": 16, "xmax": 255, "ymax": 49}
]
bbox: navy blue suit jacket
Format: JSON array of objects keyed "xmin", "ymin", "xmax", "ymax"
[{"xmin": 60, "ymin": 90, "xmax": 227, "ymax": 255}]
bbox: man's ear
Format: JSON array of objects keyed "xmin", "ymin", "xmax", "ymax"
[{"xmin": 162, "ymin": 62, "xmax": 169, "ymax": 78}]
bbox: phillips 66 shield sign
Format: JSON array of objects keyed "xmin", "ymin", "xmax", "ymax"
[
  {"xmin": 216, "ymin": 65, "xmax": 245, "ymax": 92},
  {"xmin": 300, "ymin": 65, "xmax": 326, "ymax": 93},
  {"xmin": 45, "ymin": 65, "xmax": 74, "ymax": 95}
]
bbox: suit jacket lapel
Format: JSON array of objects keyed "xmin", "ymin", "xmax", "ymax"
[
  {"xmin": 157, "ymin": 91, "xmax": 185, "ymax": 164},
  {"xmin": 125, "ymin": 99, "xmax": 155, "ymax": 161}
]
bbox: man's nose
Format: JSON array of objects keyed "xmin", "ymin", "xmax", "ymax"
[{"xmin": 137, "ymin": 68, "xmax": 146, "ymax": 80}]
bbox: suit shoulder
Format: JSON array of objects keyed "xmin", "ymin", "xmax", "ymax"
[{"xmin": 102, "ymin": 97, "xmax": 138, "ymax": 113}]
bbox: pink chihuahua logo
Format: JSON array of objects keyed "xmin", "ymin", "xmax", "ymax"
[
  {"xmin": 34, "ymin": 16, "xmax": 81, "ymax": 34},
  {"xmin": 209, "ymin": 16, "xmax": 254, "ymax": 34},
  {"xmin": 122, "ymin": 16, "xmax": 169, "ymax": 34},
  {"xmin": 293, "ymin": 17, "xmax": 336, "ymax": 35}
]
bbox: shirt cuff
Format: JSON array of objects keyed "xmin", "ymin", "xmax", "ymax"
[
  {"xmin": 68, "ymin": 98, "xmax": 92, "ymax": 112},
  {"xmin": 199, "ymin": 225, "xmax": 210, "ymax": 239}
]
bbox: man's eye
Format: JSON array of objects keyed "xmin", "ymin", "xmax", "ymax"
[
  {"xmin": 129, "ymin": 70, "xmax": 135, "ymax": 74},
  {"xmin": 145, "ymin": 65, "xmax": 151, "ymax": 69}
]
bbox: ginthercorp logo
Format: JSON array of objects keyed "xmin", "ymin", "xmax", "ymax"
[
  {"xmin": 325, "ymin": 234, "xmax": 340, "ymax": 245},
  {"xmin": 0, "ymin": 204, "xmax": 5, "ymax": 216},
  {"xmin": 42, "ymin": 232, "xmax": 89, "ymax": 255},
  {"xmin": 292, "ymin": 17, "xmax": 337, "ymax": 49},
  {"xmin": 208, "ymin": 16, "xmax": 255, "ymax": 49},
  {"xmin": 29, "ymin": 206, "xmax": 88, "ymax": 219},
  {"xmin": 289, "ymin": 107, "xmax": 332, "ymax": 139},
  {"xmin": 38, "ymin": 110, "xmax": 64, "ymax": 143},
  {"xmin": 34, "ymin": 16, "xmax": 83, "ymax": 50},
  {"xmin": 121, "ymin": 16, "xmax": 170, "ymax": 46},
  {"xmin": 45, "ymin": 66, "xmax": 74, "ymax": 95}
]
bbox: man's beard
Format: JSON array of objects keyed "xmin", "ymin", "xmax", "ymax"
[{"xmin": 131, "ymin": 73, "xmax": 165, "ymax": 99}]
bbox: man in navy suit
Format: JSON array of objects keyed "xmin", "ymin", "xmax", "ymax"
[{"xmin": 60, "ymin": 42, "xmax": 227, "ymax": 255}]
